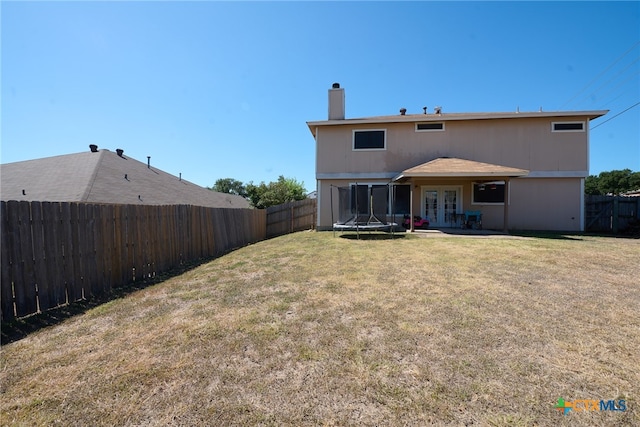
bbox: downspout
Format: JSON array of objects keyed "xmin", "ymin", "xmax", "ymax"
[
  {"xmin": 503, "ymin": 178, "xmax": 510, "ymax": 232},
  {"xmin": 580, "ymin": 178, "xmax": 585, "ymax": 232},
  {"xmin": 409, "ymin": 182, "xmax": 415, "ymax": 232},
  {"xmin": 315, "ymin": 126, "xmax": 321, "ymax": 229}
]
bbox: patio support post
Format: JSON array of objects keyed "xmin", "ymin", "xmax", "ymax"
[
  {"xmin": 409, "ymin": 182, "xmax": 415, "ymax": 232},
  {"xmin": 503, "ymin": 178, "xmax": 510, "ymax": 232}
]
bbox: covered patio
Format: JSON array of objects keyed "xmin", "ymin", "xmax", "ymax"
[{"xmin": 392, "ymin": 158, "xmax": 529, "ymax": 232}]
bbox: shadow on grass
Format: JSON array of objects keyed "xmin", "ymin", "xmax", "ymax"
[
  {"xmin": 511, "ymin": 230, "xmax": 639, "ymax": 240},
  {"xmin": 338, "ymin": 233, "xmax": 407, "ymax": 240},
  {"xmin": 509, "ymin": 231, "xmax": 585, "ymax": 241},
  {"xmin": 1, "ymin": 258, "xmax": 211, "ymax": 346}
]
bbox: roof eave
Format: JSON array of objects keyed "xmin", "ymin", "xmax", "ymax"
[
  {"xmin": 308, "ymin": 110, "xmax": 609, "ymax": 130},
  {"xmin": 393, "ymin": 172, "xmax": 528, "ymax": 181}
]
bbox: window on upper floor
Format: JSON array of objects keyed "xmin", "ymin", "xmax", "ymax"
[
  {"xmin": 353, "ymin": 129, "xmax": 386, "ymax": 150},
  {"xmin": 415, "ymin": 122, "xmax": 445, "ymax": 132},
  {"xmin": 552, "ymin": 121, "xmax": 585, "ymax": 132}
]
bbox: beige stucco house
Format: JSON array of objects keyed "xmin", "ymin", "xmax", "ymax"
[{"xmin": 307, "ymin": 84, "xmax": 607, "ymax": 232}]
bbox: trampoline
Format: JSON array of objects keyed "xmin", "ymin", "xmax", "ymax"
[{"xmin": 331, "ymin": 183, "xmax": 398, "ymax": 238}]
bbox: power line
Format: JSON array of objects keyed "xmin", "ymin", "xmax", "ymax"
[
  {"xmin": 560, "ymin": 41, "xmax": 640, "ymax": 110},
  {"xmin": 590, "ymin": 101, "xmax": 640, "ymax": 130},
  {"xmin": 572, "ymin": 57, "xmax": 640, "ymax": 108}
]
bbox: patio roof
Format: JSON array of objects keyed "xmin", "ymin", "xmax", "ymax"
[{"xmin": 393, "ymin": 157, "xmax": 529, "ymax": 181}]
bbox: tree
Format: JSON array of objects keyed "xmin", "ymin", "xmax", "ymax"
[
  {"xmin": 585, "ymin": 169, "xmax": 640, "ymax": 195},
  {"xmin": 245, "ymin": 176, "xmax": 307, "ymax": 209},
  {"xmin": 210, "ymin": 178, "xmax": 248, "ymax": 198}
]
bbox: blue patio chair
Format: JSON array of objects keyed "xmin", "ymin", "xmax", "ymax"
[{"xmin": 464, "ymin": 210, "xmax": 482, "ymax": 230}]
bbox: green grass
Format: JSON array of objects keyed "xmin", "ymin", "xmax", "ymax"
[{"xmin": 1, "ymin": 231, "xmax": 638, "ymax": 426}]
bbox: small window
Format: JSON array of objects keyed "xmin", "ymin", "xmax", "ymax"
[
  {"xmin": 415, "ymin": 122, "xmax": 445, "ymax": 132},
  {"xmin": 353, "ymin": 130, "xmax": 386, "ymax": 150},
  {"xmin": 472, "ymin": 181, "xmax": 505, "ymax": 204},
  {"xmin": 552, "ymin": 122, "xmax": 585, "ymax": 132}
]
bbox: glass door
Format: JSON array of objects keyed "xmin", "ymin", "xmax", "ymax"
[
  {"xmin": 424, "ymin": 190, "xmax": 439, "ymax": 225},
  {"xmin": 423, "ymin": 187, "xmax": 461, "ymax": 227}
]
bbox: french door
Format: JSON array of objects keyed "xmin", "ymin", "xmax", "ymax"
[{"xmin": 422, "ymin": 186, "xmax": 461, "ymax": 227}]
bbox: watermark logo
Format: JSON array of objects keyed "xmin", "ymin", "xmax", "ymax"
[{"xmin": 555, "ymin": 397, "xmax": 627, "ymax": 415}]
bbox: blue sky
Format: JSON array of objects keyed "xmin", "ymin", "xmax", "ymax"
[{"xmin": 2, "ymin": 1, "xmax": 639, "ymax": 193}]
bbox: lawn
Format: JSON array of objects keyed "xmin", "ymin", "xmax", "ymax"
[{"xmin": 1, "ymin": 231, "xmax": 638, "ymax": 426}]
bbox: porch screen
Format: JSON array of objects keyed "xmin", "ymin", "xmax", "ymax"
[{"xmin": 393, "ymin": 185, "xmax": 410, "ymax": 214}]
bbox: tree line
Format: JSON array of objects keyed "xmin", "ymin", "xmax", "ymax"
[
  {"xmin": 209, "ymin": 176, "xmax": 308, "ymax": 209},
  {"xmin": 585, "ymin": 169, "xmax": 640, "ymax": 195}
]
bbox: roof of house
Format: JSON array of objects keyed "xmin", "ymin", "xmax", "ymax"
[
  {"xmin": 0, "ymin": 148, "xmax": 251, "ymax": 208},
  {"xmin": 393, "ymin": 157, "xmax": 529, "ymax": 181},
  {"xmin": 306, "ymin": 110, "xmax": 608, "ymax": 137}
]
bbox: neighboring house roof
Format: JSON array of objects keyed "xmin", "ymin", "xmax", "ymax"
[
  {"xmin": 622, "ymin": 189, "xmax": 640, "ymax": 197},
  {"xmin": 306, "ymin": 110, "xmax": 608, "ymax": 137},
  {"xmin": 0, "ymin": 148, "xmax": 251, "ymax": 208},
  {"xmin": 393, "ymin": 158, "xmax": 529, "ymax": 181}
]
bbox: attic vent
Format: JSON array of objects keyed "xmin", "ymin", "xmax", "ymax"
[
  {"xmin": 400, "ymin": 108, "xmax": 407, "ymax": 115},
  {"xmin": 116, "ymin": 148, "xmax": 124, "ymax": 157},
  {"xmin": 434, "ymin": 106, "xmax": 442, "ymax": 115},
  {"xmin": 416, "ymin": 122, "xmax": 445, "ymax": 132},
  {"xmin": 89, "ymin": 144, "xmax": 98, "ymax": 152}
]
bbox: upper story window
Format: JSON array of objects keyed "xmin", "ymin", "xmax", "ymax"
[
  {"xmin": 353, "ymin": 129, "xmax": 386, "ymax": 150},
  {"xmin": 415, "ymin": 122, "xmax": 445, "ymax": 132},
  {"xmin": 552, "ymin": 121, "xmax": 585, "ymax": 132}
]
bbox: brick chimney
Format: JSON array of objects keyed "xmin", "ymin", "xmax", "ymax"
[{"xmin": 328, "ymin": 83, "xmax": 345, "ymax": 120}]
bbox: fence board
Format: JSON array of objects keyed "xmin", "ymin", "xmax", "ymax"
[
  {"xmin": 2, "ymin": 202, "xmax": 272, "ymax": 321},
  {"xmin": 10, "ymin": 202, "xmax": 37, "ymax": 317},
  {"xmin": 65, "ymin": 203, "xmax": 83, "ymax": 302},
  {"xmin": 1, "ymin": 202, "xmax": 15, "ymax": 320},
  {"xmin": 30, "ymin": 202, "xmax": 52, "ymax": 312},
  {"xmin": 266, "ymin": 199, "xmax": 316, "ymax": 237},
  {"xmin": 42, "ymin": 203, "xmax": 66, "ymax": 308},
  {"xmin": 586, "ymin": 195, "xmax": 639, "ymax": 233}
]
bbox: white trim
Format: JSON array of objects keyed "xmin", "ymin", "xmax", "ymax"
[
  {"xmin": 352, "ymin": 129, "xmax": 387, "ymax": 151},
  {"xmin": 317, "ymin": 172, "xmax": 397, "ymax": 180},
  {"xmin": 551, "ymin": 121, "xmax": 585, "ymax": 132},
  {"xmin": 524, "ymin": 171, "xmax": 588, "ymax": 178},
  {"xmin": 306, "ymin": 110, "xmax": 608, "ymax": 131},
  {"xmin": 415, "ymin": 122, "xmax": 445, "ymax": 132},
  {"xmin": 316, "ymin": 179, "xmax": 321, "ymax": 228}
]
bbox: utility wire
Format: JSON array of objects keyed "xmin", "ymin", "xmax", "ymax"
[
  {"xmin": 572, "ymin": 57, "xmax": 640, "ymax": 108},
  {"xmin": 590, "ymin": 101, "xmax": 640, "ymax": 130},
  {"xmin": 560, "ymin": 41, "xmax": 640, "ymax": 110}
]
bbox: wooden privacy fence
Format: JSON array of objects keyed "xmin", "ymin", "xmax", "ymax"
[
  {"xmin": 1, "ymin": 201, "xmax": 266, "ymax": 322},
  {"xmin": 266, "ymin": 198, "xmax": 317, "ymax": 238},
  {"xmin": 585, "ymin": 195, "xmax": 640, "ymax": 233}
]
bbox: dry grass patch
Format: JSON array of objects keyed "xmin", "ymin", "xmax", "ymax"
[{"xmin": 1, "ymin": 231, "xmax": 638, "ymax": 426}]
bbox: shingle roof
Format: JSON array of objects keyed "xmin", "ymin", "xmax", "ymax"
[
  {"xmin": 393, "ymin": 157, "xmax": 529, "ymax": 181},
  {"xmin": 1, "ymin": 149, "xmax": 251, "ymax": 209}
]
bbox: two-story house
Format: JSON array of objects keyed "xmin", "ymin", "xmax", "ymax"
[{"xmin": 307, "ymin": 84, "xmax": 607, "ymax": 232}]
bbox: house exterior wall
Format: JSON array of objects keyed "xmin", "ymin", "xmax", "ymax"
[
  {"xmin": 314, "ymin": 114, "xmax": 594, "ymax": 231},
  {"xmin": 316, "ymin": 116, "xmax": 589, "ymax": 176}
]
